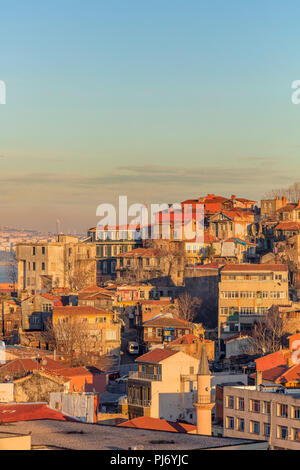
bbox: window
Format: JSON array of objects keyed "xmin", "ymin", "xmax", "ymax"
[
  {"xmin": 226, "ymin": 416, "xmax": 234, "ymax": 430},
  {"xmin": 95, "ymin": 317, "xmax": 106, "ymax": 323},
  {"xmin": 250, "ymin": 400, "xmax": 260, "ymax": 413},
  {"xmin": 293, "ymin": 428, "xmax": 300, "ymax": 441},
  {"xmin": 237, "ymin": 397, "xmax": 244, "ymax": 411},
  {"xmin": 33, "ymin": 262, "xmax": 36, "ymax": 271},
  {"xmin": 250, "ymin": 421, "xmax": 260, "ymax": 435},
  {"xmin": 237, "ymin": 418, "xmax": 244, "ymax": 432},
  {"xmin": 42, "ymin": 247, "xmax": 45, "ymax": 255},
  {"xmin": 293, "ymin": 407, "xmax": 300, "ymax": 419},
  {"xmin": 227, "ymin": 396, "xmax": 234, "ymax": 409},
  {"xmin": 277, "ymin": 425, "xmax": 288, "ymax": 440},
  {"xmin": 278, "ymin": 404, "xmax": 288, "ymax": 418},
  {"xmin": 263, "ymin": 401, "xmax": 271, "ymax": 415},
  {"xmin": 33, "ymin": 247, "xmax": 36, "ymax": 256},
  {"xmin": 106, "ymin": 329, "xmax": 117, "ymax": 340},
  {"xmin": 42, "ymin": 262, "xmax": 45, "ymax": 271},
  {"xmin": 264, "ymin": 423, "xmax": 270, "ymax": 437}
]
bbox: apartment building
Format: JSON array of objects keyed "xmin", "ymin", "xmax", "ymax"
[
  {"xmin": 260, "ymin": 197, "xmax": 289, "ymax": 220},
  {"xmin": 16, "ymin": 235, "xmax": 96, "ymax": 295},
  {"xmin": 127, "ymin": 349, "xmax": 200, "ymax": 423},
  {"xmin": 223, "ymin": 383, "xmax": 300, "ymax": 450},
  {"xmin": 52, "ymin": 306, "xmax": 121, "ymax": 358},
  {"xmin": 138, "ymin": 313, "xmax": 193, "ymax": 350},
  {"xmin": 218, "ymin": 264, "xmax": 289, "ymax": 339},
  {"xmin": 86, "ymin": 225, "xmax": 142, "ymax": 281}
]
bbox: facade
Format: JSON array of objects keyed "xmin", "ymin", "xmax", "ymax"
[
  {"xmin": 52, "ymin": 306, "xmax": 121, "ymax": 358},
  {"xmin": 139, "ymin": 313, "xmax": 193, "ymax": 350},
  {"xmin": 260, "ymin": 197, "xmax": 289, "ymax": 220},
  {"xmin": 167, "ymin": 334, "xmax": 215, "ymax": 362},
  {"xmin": 16, "ymin": 235, "xmax": 96, "ymax": 295},
  {"xmin": 86, "ymin": 226, "xmax": 142, "ymax": 282},
  {"xmin": 127, "ymin": 349, "xmax": 200, "ymax": 423},
  {"xmin": 218, "ymin": 264, "xmax": 289, "ymax": 339},
  {"xmin": 209, "ymin": 210, "xmax": 255, "ymax": 241},
  {"xmin": 0, "ymin": 299, "xmax": 21, "ymax": 342},
  {"xmin": 20, "ymin": 293, "xmax": 63, "ymax": 331},
  {"xmin": 223, "ymin": 383, "xmax": 300, "ymax": 450}
]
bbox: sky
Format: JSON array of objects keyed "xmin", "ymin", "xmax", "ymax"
[{"xmin": 1, "ymin": 0, "xmax": 300, "ymax": 232}]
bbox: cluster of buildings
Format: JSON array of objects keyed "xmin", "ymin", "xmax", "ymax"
[{"xmin": 1, "ymin": 192, "xmax": 300, "ymax": 449}]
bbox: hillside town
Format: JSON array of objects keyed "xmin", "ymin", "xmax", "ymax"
[{"xmin": 1, "ymin": 191, "xmax": 300, "ymax": 450}]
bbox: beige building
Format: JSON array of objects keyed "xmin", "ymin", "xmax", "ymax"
[
  {"xmin": 260, "ymin": 197, "xmax": 289, "ymax": 220},
  {"xmin": 127, "ymin": 349, "xmax": 200, "ymax": 423},
  {"xmin": 218, "ymin": 264, "xmax": 289, "ymax": 339},
  {"xmin": 223, "ymin": 383, "xmax": 300, "ymax": 450},
  {"xmin": 16, "ymin": 235, "xmax": 96, "ymax": 295}
]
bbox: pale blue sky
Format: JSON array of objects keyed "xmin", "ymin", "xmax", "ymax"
[{"xmin": 1, "ymin": 0, "xmax": 300, "ymax": 231}]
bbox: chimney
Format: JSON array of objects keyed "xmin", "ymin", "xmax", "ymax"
[
  {"xmin": 53, "ymin": 349, "xmax": 57, "ymax": 361},
  {"xmin": 256, "ymin": 370, "xmax": 262, "ymax": 389}
]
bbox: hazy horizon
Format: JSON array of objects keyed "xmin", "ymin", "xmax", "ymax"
[{"xmin": 1, "ymin": 0, "xmax": 300, "ymax": 231}]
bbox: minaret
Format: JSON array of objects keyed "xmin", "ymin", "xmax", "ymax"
[{"xmin": 194, "ymin": 344, "xmax": 214, "ymax": 435}]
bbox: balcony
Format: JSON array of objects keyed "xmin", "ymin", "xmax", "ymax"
[
  {"xmin": 193, "ymin": 393, "xmax": 211, "ymax": 405},
  {"xmin": 127, "ymin": 398, "xmax": 151, "ymax": 407},
  {"xmin": 129, "ymin": 371, "xmax": 162, "ymax": 382}
]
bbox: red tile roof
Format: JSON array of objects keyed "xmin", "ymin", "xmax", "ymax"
[
  {"xmin": 0, "ymin": 403, "xmax": 77, "ymax": 423},
  {"xmin": 276, "ymin": 362, "xmax": 300, "ymax": 384},
  {"xmin": 221, "ymin": 263, "xmax": 288, "ymax": 272},
  {"xmin": 118, "ymin": 248, "xmax": 160, "ymax": 258},
  {"xmin": 117, "ymin": 416, "xmax": 196, "ymax": 433},
  {"xmin": 40, "ymin": 293, "xmax": 63, "ymax": 306},
  {"xmin": 275, "ymin": 222, "xmax": 300, "ymax": 231},
  {"xmin": 169, "ymin": 334, "xmax": 200, "ymax": 345},
  {"xmin": 255, "ymin": 350, "xmax": 290, "ymax": 371},
  {"xmin": 53, "ymin": 306, "xmax": 112, "ymax": 316},
  {"xmin": 250, "ymin": 365, "xmax": 288, "ymax": 382},
  {"xmin": 136, "ymin": 348, "xmax": 178, "ymax": 363}
]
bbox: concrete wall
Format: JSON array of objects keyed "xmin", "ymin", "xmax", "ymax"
[{"xmin": 0, "ymin": 383, "xmax": 14, "ymax": 402}]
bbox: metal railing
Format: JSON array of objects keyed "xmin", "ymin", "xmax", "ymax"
[
  {"xmin": 193, "ymin": 393, "xmax": 211, "ymax": 405},
  {"xmin": 129, "ymin": 371, "xmax": 162, "ymax": 381},
  {"xmin": 127, "ymin": 398, "xmax": 151, "ymax": 407}
]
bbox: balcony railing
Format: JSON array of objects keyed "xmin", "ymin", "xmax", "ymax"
[
  {"xmin": 129, "ymin": 371, "xmax": 162, "ymax": 381},
  {"xmin": 193, "ymin": 393, "xmax": 211, "ymax": 405},
  {"xmin": 127, "ymin": 398, "xmax": 151, "ymax": 407}
]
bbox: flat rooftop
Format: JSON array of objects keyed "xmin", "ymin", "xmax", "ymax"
[
  {"xmin": 227, "ymin": 384, "xmax": 300, "ymax": 398},
  {"xmin": 5, "ymin": 420, "xmax": 264, "ymax": 450}
]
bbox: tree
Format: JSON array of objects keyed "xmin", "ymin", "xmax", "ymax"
[
  {"xmin": 65, "ymin": 259, "xmax": 96, "ymax": 292},
  {"xmin": 244, "ymin": 307, "xmax": 289, "ymax": 356},
  {"xmin": 263, "ymin": 182, "xmax": 300, "ymax": 203},
  {"xmin": 45, "ymin": 317, "xmax": 91, "ymax": 366},
  {"xmin": 177, "ymin": 292, "xmax": 202, "ymax": 322}
]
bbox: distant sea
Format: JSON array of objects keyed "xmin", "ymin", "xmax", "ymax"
[{"xmin": 0, "ymin": 265, "xmax": 8, "ymax": 283}]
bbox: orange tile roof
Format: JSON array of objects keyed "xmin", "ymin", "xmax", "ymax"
[
  {"xmin": 143, "ymin": 315, "xmax": 191, "ymax": 328},
  {"xmin": 136, "ymin": 348, "xmax": 178, "ymax": 363},
  {"xmin": 221, "ymin": 263, "xmax": 288, "ymax": 272},
  {"xmin": 255, "ymin": 350, "xmax": 290, "ymax": 371},
  {"xmin": 250, "ymin": 365, "xmax": 288, "ymax": 382},
  {"xmin": 118, "ymin": 248, "xmax": 160, "ymax": 258},
  {"xmin": 169, "ymin": 334, "xmax": 200, "ymax": 345},
  {"xmin": 0, "ymin": 403, "xmax": 77, "ymax": 423},
  {"xmin": 53, "ymin": 306, "xmax": 112, "ymax": 316},
  {"xmin": 277, "ymin": 203, "xmax": 298, "ymax": 213},
  {"xmin": 117, "ymin": 416, "xmax": 196, "ymax": 433},
  {"xmin": 275, "ymin": 222, "xmax": 300, "ymax": 231},
  {"xmin": 276, "ymin": 362, "xmax": 300, "ymax": 384}
]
